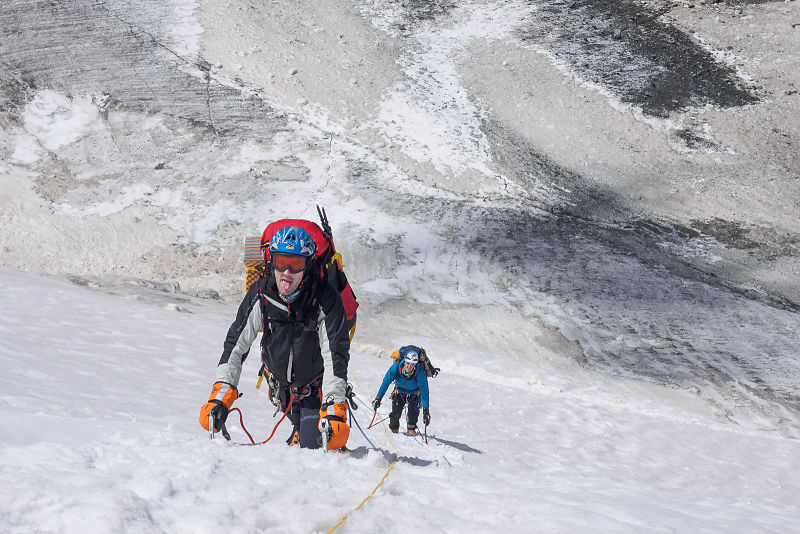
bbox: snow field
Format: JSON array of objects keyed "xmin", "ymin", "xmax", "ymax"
[{"xmin": 1, "ymin": 269, "xmax": 798, "ymax": 533}]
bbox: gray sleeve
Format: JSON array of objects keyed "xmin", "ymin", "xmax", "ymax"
[
  {"xmin": 216, "ymin": 289, "xmax": 263, "ymax": 389},
  {"xmin": 319, "ymin": 307, "xmax": 347, "ymax": 405}
]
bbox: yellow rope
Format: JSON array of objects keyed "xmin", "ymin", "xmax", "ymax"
[
  {"xmin": 352, "ymin": 374, "xmax": 370, "ymax": 401},
  {"xmin": 327, "ymin": 373, "xmax": 398, "ymax": 533},
  {"xmin": 354, "ymin": 373, "xmax": 398, "ymax": 452},
  {"xmin": 382, "ymin": 423, "xmax": 397, "ymax": 450},
  {"xmin": 326, "ymin": 457, "xmax": 398, "ymax": 533}
]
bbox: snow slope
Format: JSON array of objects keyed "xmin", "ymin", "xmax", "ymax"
[
  {"xmin": 1, "ymin": 269, "xmax": 798, "ymax": 533},
  {"xmin": 2, "ymin": 0, "xmax": 800, "ymax": 436},
  {"xmin": 2, "ymin": 1, "xmax": 800, "ymax": 531}
]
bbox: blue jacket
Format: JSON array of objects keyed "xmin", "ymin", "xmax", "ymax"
[{"xmin": 376, "ymin": 361, "xmax": 429, "ymax": 409}]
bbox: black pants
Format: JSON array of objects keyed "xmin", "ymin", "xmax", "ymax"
[
  {"xmin": 389, "ymin": 390, "xmax": 421, "ymax": 431},
  {"xmin": 280, "ymin": 381, "xmax": 322, "ymax": 449}
]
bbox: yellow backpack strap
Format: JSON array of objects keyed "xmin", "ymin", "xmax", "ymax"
[{"xmin": 348, "ymin": 319, "xmax": 357, "ymax": 342}]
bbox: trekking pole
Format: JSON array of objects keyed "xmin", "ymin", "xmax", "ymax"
[
  {"xmin": 424, "ymin": 422, "xmax": 428, "ymax": 445},
  {"xmin": 367, "ymin": 409, "xmax": 378, "ymax": 429},
  {"xmin": 371, "ymin": 415, "xmax": 391, "ymax": 427}
]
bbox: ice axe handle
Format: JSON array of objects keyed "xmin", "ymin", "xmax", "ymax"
[
  {"xmin": 318, "ymin": 418, "xmax": 330, "ymax": 453},
  {"xmin": 209, "ymin": 412, "xmax": 232, "ymax": 441}
]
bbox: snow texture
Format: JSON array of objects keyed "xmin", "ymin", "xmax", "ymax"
[
  {"xmin": 1, "ymin": 0, "xmax": 800, "ymax": 531},
  {"xmin": 1, "ymin": 269, "xmax": 798, "ymax": 533}
]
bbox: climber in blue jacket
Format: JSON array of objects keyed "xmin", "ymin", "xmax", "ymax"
[{"xmin": 372, "ymin": 345, "xmax": 430, "ymax": 434}]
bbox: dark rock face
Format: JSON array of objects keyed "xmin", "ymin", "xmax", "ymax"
[{"xmin": 520, "ymin": 0, "xmax": 758, "ymax": 117}]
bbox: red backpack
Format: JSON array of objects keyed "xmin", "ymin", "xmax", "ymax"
[{"xmin": 245, "ymin": 207, "xmax": 358, "ymax": 340}]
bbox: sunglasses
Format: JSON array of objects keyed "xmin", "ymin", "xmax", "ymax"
[{"xmin": 272, "ymin": 253, "xmax": 307, "ymax": 274}]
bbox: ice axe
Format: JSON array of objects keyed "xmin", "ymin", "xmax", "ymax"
[
  {"xmin": 209, "ymin": 412, "xmax": 231, "ymax": 441},
  {"xmin": 318, "ymin": 417, "xmax": 330, "ymax": 452}
]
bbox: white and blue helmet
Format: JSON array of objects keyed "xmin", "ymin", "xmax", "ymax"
[
  {"xmin": 400, "ymin": 346, "xmax": 420, "ymax": 366},
  {"xmin": 269, "ymin": 226, "xmax": 316, "ymax": 257}
]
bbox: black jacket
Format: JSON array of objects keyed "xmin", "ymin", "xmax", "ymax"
[{"xmin": 215, "ymin": 269, "xmax": 350, "ymax": 404}]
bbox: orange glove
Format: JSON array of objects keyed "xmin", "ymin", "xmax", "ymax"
[
  {"xmin": 319, "ymin": 401, "xmax": 350, "ymax": 450},
  {"xmin": 200, "ymin": 382, "xmax": 239, "ymax": 432}
]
